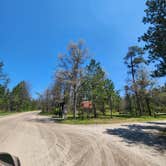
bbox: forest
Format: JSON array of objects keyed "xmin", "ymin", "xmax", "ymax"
[{"xmin": 0, "ymin": 0, "xmax": 166, "ymax": 121}]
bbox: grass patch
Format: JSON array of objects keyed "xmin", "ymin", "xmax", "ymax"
[
  {"xmin": 38, "ymin": 111, "xmax": 54, "ymax": 116},
  {"xmin": 0, "ymin": 111, "xmax": 17, "ymax": 117},
  {"xmin": 38, "ymin": 111, "xmax": 166, "ymax": 125},
  {"xmin": 56, "ymin": 115, "xmax": 166, "ymax": 125},
  {"xmin": 0, "ymin": 110, "xmax": 33, "ymax": 117}
]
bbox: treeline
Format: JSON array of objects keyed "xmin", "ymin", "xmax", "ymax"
[
  {"xmin": 39, "ymin": 41, "xmax": 120, "ymax": 118},
  {"xmin": 40, "ymin": 0, "xmax": 166, "ymax": 118},
  {"xmin": 0, "ymin": 62, "xmax": 36, "ymax": 112},
  {"xmin": 122, "ymin": 0, "xmax": 166, "ymax": 116},
  {"xmin": 122, "ymin": 46, "xmax": 166, "ymax": 116},
  {"xmin": 1, "ymin": 0, "xmax": 165, "ymax": 117},
  {"xmin": 40, "ymin": 40, "xmax": 166, "ymax": 119}
]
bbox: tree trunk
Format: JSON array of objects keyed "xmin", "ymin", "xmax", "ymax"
[
  {"xmin": 101, "ymin": 102, "xmax": 105, "ymax": 115},
  {"xmin": 110, "ymin": 107, "xmax": 113, "ymax": 118},
  {"xmin": 109, "ymin": 100, "xmax": 113, "ymax": 118},
  {"xmin": 73, "ymin": 90, "xmax": 77, "ymax": 119},
  {"xmin": 136, "ymin": 93, "xmax": 142, "ymax": 116},
  {"xmin": 129, "ymin": 96, "xmax": 132, "ymax": 114},
  {"xmin": 130, "ymin": 56, "xmax": 142, "ymax": 116},
  {"xmin": 93, "ymin": 103, "xmax": 97, "ymax": 118},
  {"xmin": 146, "ymin": 97, "xmax": 151, "ymax": 116},
  {"xmin": 73, "ymin": 86, "xmax": 77, "ymax": 119}
]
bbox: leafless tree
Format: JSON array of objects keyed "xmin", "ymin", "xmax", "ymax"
[{"xmin": 57, "ymin": 40, "xmax": 89, "ymax": 118}]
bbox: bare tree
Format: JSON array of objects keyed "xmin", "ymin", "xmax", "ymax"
[{"xmin": 57, "ymin": 40, "xmax": 89, "ymax": 118}]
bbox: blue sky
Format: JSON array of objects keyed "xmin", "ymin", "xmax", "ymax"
[{"xmin": 0, "ymin": 0, "xmax": 164, "ymax": 97}]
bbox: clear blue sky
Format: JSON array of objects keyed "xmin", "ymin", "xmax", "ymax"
[{"xmin": 0, "ymin": 0, "xmax": 164, "ymax": 98}]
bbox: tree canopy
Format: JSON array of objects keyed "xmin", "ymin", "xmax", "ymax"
[{"xmin": 140, "ymin": 0, "xmax": 166, "ymax": 77}]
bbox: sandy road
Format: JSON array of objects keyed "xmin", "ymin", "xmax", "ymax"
[{"xmin": 0, "ymin": 111, "xmax": 165, "ymax": 166}]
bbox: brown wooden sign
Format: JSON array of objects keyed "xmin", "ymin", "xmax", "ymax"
[{"xmin": 81, "ymin": 101, "xmax": 92, "ymax": 109}]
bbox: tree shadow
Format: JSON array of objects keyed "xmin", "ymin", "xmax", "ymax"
[
  {"xmin": 26, "ymin": 117, "xmax": 56, "ymax": 124},
  {"xmin": 146, "ymin": 122, "xmax": 166, "ymax": 126},
  {"xmin": 105, "ymin": 123, "xmax": 166, "ymax": 152},
  {"xmin": 121, "ymin": 124, "xmax": 166, "ymax": 131}
]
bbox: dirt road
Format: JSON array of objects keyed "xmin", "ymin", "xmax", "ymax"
[{"xmin": 0, "ymin": 112, "xmax": 165, "ymax": 166}]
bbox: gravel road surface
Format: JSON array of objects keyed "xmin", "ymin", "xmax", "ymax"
[{"xmin": 0, "ymin": 111, "xmax": 165, "ymax": 166}]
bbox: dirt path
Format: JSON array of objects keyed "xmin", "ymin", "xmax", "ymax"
[{"xmin": 0, "ymin": 112, "xmax": 165, "ymax": 166}]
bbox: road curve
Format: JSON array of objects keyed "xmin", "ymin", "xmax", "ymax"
[{"xmin": 0, "ymin": 112, "xmax": 165, "ymax": 166}]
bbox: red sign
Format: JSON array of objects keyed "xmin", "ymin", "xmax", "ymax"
[{"xmin": 81, "ymin": 101, "xmax": 92, "ymax": 109}]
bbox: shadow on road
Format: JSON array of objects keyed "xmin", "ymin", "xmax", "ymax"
[
  {"xmin": 26, "ymin": 117, "xmax": 55, "ymax": 124},
  {"xmin": 146, "ymin": 122, "xmax": 166, "ymax": 126},
  {"xmin": 105, "ymin": 123, "xmax": 166, "ymax": 152}
]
